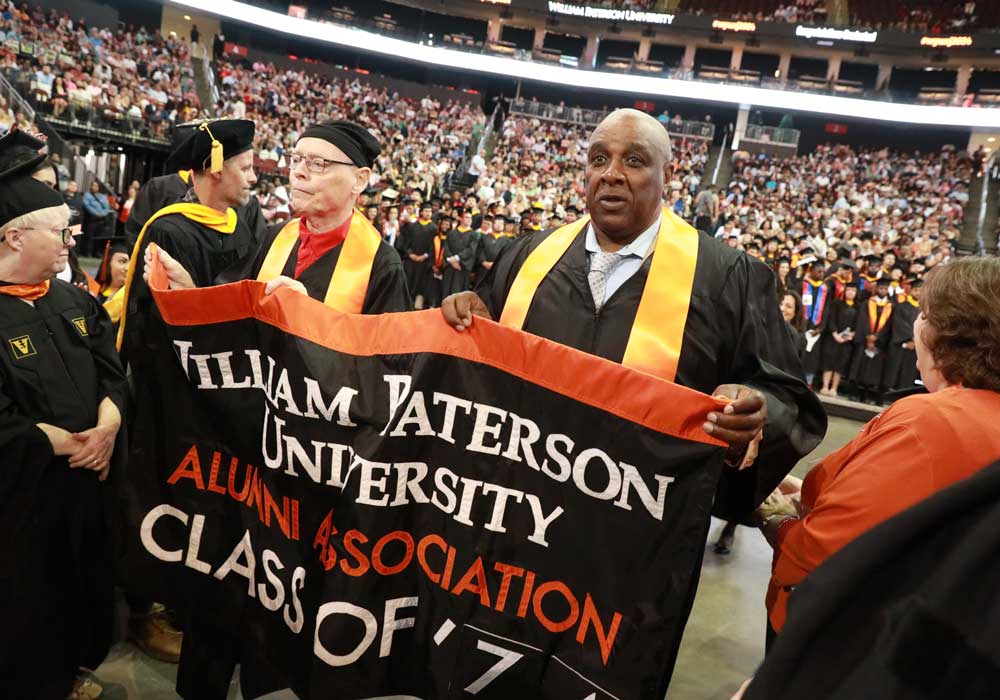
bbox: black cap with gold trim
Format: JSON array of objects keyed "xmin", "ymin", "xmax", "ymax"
[{"xmin": 166, "ymin": 119, "xmax": 255, "ymax": 174}]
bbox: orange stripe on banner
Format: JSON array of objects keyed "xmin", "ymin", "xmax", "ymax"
[
  {"xmin": 621, "ymin": 209, "xmax": 699, "ymax": 382},
  {"xmin": 498, "ymin": 207, "xmax": 698, "ymax": 383},
  {"xmin": 256, "ymin": 211, "xmax": 381, "ymax": 314},
  {"xmin": 148, "ymin": 248, "xmax": 726, "ymax": 446}
]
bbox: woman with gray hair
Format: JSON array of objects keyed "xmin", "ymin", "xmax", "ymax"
[{"xmin": 0, "ymin": 164, "xmax": 127, "ymax": 699}]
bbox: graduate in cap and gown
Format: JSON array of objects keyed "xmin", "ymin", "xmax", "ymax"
[
  {"xmin": 117, "ymin": 119, "xmax": 264, "ymax": 665},
  {"xmin": 883, "ymin": 277, "xmax": 923, "ymax": 392},
  {"xmin": 440, "ymin": 208, "xmax": 480, "ymax": 296},
  {"xmin": 396, "ymin": 201, "xmax": 437, "ymax": 308},
  {"xmin": 124, "ymin": 121, "xmax": 265, "ymax": 250},
  {"xmin": 94, "ymin": 241, "xmax": 130, "ymax": 327},
  {"xmin": 203, "ymin": 119, "xmax": 409, "ymax": 314},
  {"xmin": 818, "ymin": 282, "xmax": 858, "ymax": 396},
  {"xmin": 848, "ymin": 277, "xmax": 894, "ymax": 403},
  {"xmin": 0, "ymin": 164, "xmax": 126, "ymax": 699},
  {"xmin": 798, "ymin": 259, "xmax": 833, "ymax": 386},
  {"xmin": 475, "ymin": 213, "xmax": 515, "ymax": 281},
  {"xmin": 442, "ymin": 109, "xmax": 826, "ymax": 695}
]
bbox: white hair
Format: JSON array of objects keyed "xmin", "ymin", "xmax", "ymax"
[{"xmin": 1, "ymin": 204, "xmax": 71, "ymax": 238}]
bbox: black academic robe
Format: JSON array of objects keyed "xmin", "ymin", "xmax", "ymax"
[
  {"xmin": 441, "ymin": 226, "xmax": 481, "ymax": 296},
  {"xmin": 884, "ymin": 298, "xmax": 921, "ymax": 391},
  {"xmin": 476, "ymin": 225, "xmax": 826, "ymax": 693},
  {"xmin": 0, "ymin": 280, "xmax": 127, "ymax": 699},
  {"xmin": 746, "ymin": 457, "xmax": 1000, "ymax": 700},
  {"xmin": 222, "ymin": 221, "xmax": 412, "ymax": 314},
  {"xmin": 848, "ymin": 298, "xmax": 894, "ymax": 388},
  {"xmin": 395, "ymin": 219, "xmax": 436, "ymax": 302},
  {"xmin": 476, "ymin": 232, "xmax": 516, "ymax": 279},
  {"xmin": 799, "ymin": 278, "xmax": 834, "ymax": 375},
  {"xmin": 124, "ymin": 173, "xmax": 266, "ymax": 251},
  {"xmin": 856, "ymin": 274, "xmax": 881, "ymax": 302},
  {"xmin": 820, "ymin": 300, "xmax": 857, "ymax": 374}
]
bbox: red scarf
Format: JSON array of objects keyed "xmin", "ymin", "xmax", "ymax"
[
  {"xmin": 0, "ymin": 280, "xmax": 50, "ymax": 301},
  {"xmin": 294, "ymin": 215, "xmax": 353, "ymax": 278}
]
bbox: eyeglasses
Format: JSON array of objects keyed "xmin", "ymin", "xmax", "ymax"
[
  {"xmin": 24, "ymin": 224, "xmax": 82, "ymax": 245},
  {"xmin": 288, "ymin": 152, "xmax": 356, "ymax": 175}
]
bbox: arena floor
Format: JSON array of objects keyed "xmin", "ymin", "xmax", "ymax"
[{"xmin": 92, "ymin": 417, "xmax": 863, "ymax": 700}]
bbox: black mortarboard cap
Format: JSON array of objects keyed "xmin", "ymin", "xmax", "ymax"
[
  {"xmin": 0, "ymin": 173, "xmax": 66, "ymax": 225},
  {"xmin": 0, "ymin": 128, "xmax": 46, "ymax": 178},
  {"xmin": 299, "ymin": 120, "xmax": 381, "ymax": 168},
  {"xmin": 908, "ymin": 277, "xmax": 924, "ymax": 287},
  {"xmin": 96, "ymin": 240, "xmax": 131, "ymax": 286},
  {"xmin": 166, "ymin": 119, "xmax": 256, "ymax": 173}
]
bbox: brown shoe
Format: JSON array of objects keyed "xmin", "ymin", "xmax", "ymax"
[{"xmin": 128, "ymin": 604, "xmax": 182, "ymax": 663}]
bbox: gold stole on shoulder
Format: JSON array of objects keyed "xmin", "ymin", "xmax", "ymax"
[
  {"xmin": 116, "ymin": 202, "xmax": 237, "ymax": 350},
  {"xmin": 257, "ymin": 209, "xmax": 381, "ymax": 314},
  {"xmin": 499, "ymin": 207, "xmax": 699, "ymax": 383}
]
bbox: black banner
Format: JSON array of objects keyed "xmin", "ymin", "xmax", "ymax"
[{"xmin": 129, "ymin": 253, "xmax": 728, "ymax": 699}]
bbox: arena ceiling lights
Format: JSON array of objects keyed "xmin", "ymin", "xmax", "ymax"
[{"xmin": 171, "ymin": 0, "xmax": 1000, "ymax": 129}]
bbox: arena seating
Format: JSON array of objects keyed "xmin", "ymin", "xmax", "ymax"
[{"xmin": 0, "ymin": 2, "xmax": 200, "ymax": 139}]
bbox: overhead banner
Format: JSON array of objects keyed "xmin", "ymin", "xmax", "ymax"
[{"xmin": 128, "ymin": 250, "xmax": 727, "ymax": 699}]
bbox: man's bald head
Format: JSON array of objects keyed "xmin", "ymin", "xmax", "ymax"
[
  {"xmin": 585, "ymin": 109, "xmax": 674, "ymax": 243},
  {"xmin": 591, "ymin": 109, "xmax": 673, "ymax": 164}
]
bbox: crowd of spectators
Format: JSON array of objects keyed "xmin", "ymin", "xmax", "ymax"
[
  {"xmin": 715, "ymin": 144, "xmax": 967, "ymax": 262},
  {"xmin": 214, "ymin": 58, "xmax": 484, "ymax": 220},
  {"xmin": 0, "ymin": 1, "xmax": 200, "ymax": 139},
  {"xmin": 849, "ymin": 1, "xmax": 986, "ymax": 32},
  {"xmin": 678, "ymin": 0, "xmax": 828, "ymax": 25}
]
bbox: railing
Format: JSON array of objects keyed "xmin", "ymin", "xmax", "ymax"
[
  {"xmin": 742, "ymin": 124, "xmax": 801, "ymax": 148},
  {"xmin": 0, "ymin": 69, "xmax": 35, "ymax": 125},
  {"xmin": 509, "ymin": 98, "xmax": 717, "ymax": 141}
]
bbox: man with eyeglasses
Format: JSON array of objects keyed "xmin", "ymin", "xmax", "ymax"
[
  {"xmin": 155, "ymin": 119, "xmax": 410, "ymax": 315},
  {"xmin": 0, "ymin": 162, "xmax": 127, "ymax": 699}
]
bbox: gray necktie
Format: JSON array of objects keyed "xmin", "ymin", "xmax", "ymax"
[{"xmin": 588, "ymin": 250, "xmax": 621, "ymax": 311}]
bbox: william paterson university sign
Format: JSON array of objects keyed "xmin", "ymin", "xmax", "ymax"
[{"xmin": 547, "ymin": 1, "xmax": 675, "ymax": 25}]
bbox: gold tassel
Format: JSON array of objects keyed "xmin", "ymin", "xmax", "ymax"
[{"xmin": 199, "ymin": 122, "xmax": 224, "ymax": 174}]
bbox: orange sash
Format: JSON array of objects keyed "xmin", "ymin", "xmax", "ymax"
[
  {"xmin": 432, "ymin": 234, "xmax": 447, "ymax": 273},
  {"xmin": 0, "ymin": 280, "xmax": 50, "ymax": 301},
  {"xmin": 868, "ymin": 299, "xmax": 892, "ymax": 333},
  {"xmin": 256, "ymin": 210, "xmax": 380, "ymax": 314},
  {"xmin": 499, "ymin": 207, "xmax": 699, "ymax": 383}
]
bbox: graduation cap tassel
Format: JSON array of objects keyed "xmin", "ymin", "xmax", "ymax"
[
  {"xmin": 98, "ymin": 240, "xmax": 111, "ymax": 285},
  {"xmin": 198, "ymin": 122, "xmax": 224, "ymax": 174}
]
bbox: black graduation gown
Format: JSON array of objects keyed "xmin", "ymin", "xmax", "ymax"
[
  {"xmin": 746, "ymin": 457, "xmax": 1000, "ymax": 700},
  {"xmin": 476, "ymin": 232, "xmax": 516, "ymax": 279},
  {"xmin": 787, "ymin": 324, "xmax": 807, "ymax": 361},
  {"xmin": 124, "ymin": 173, "xmax": 266, "ymax": 251},
  {"xmin": 799, "ymin": 279, "xmax": 833, "ymax": 375},
  {"xmin": 124, "ymin": 173, "xmax": 189, "ymax": 248},
  {"xmin": 478, "ymin": 228, "xmax": 825, "ymax": 517},
  {"xmin": 476, "ymin": 225, "xmax": 826, "ymax": 693},
  {"xmin": 848, "ymin": 298, "xmax": 894, "ymax": 388},
  {"xmin": 441, "ymin": 226, "xmax": 481, "ymax": 296},
  {"xmin": 884, "ymin": 298, "xmax": 921, "ymax": 391},
  {"xmin": 0, "ymin": 281, "xmax": 127, "ymax": 699},
  {"xmin": 820, "ymin": 300, "xmax": 857, "ymax": 374},
  {"xmin": 395, "ymin": 219, "xmax": 436, "ymax": 302},
  {"xmin": 222, "ymin": 221, "xmax": 412, "ymax": 314}
]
